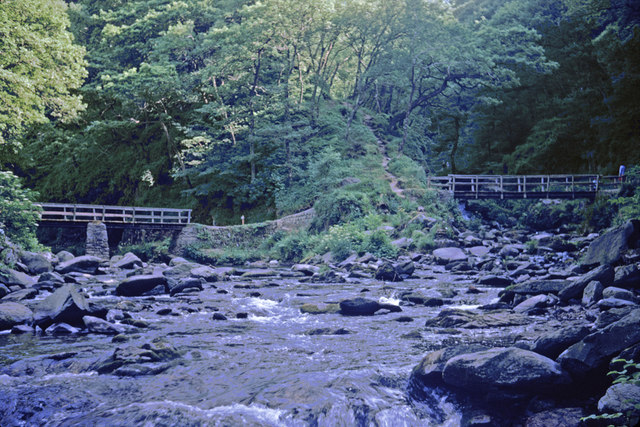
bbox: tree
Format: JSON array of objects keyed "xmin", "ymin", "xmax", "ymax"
[{"xmin": 0, "ymin": 0, "xmax": 86, "ymax": 164}]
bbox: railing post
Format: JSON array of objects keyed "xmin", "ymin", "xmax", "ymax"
[
  {"xmin": 523, "ymin": 176, "xmax": 527, "ymax": 199},
  {"xmin": 572, "ymin": 175, "xmax": 575, "ymax": 199},
  {"xmin": 73, "ymin": 205, "xmax": 77, "ymax": 221},
  {"xmin": 132, "ymin": 207, "xmax": 136, "ymax": 224},
  {"xmin": 500, "ymin": 176, "xmax": 504, "ymax": 199}
]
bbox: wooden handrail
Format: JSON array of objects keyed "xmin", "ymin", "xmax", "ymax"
[{"xmin": 35, "ymin": 203, "xmax": 192, "ymax": 225}]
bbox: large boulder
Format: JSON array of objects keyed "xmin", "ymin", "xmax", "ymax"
[
  {"xmin": 112, "ymin": 252, "xmax": 143, "ymax": 269},
  {"xmin": 558, "ymin": 264, "xmax": 615, "ymax": 302},
  {"xmin": 339, "ymin": 297, "xmax": 401, "ymax": 316},
  {"xmin": 411, "ymin": 344, "xmax": 490, "ymax": 385},
  {"xmin": 374, "ymin": 262, "xmax": 402, "ymax": 282},
  {"xmin": 20, "ymin": 251, "xmax": 52, "ymax": 274},
  {"xmin": 0, "ymin": 268, "xmax": 36, "ymax": 288},
  {"xmin": 0, "ymin": 302, "xmax": 33, "ymax": 330},
  {"xmin": 33, "ymin": 285, "xmax": 90, "ymax": 329},
  {"xmin": 530, "ymin": 325, "xmax": 592, "ymax": 359},
  {"xmin": 613, "ymin": 264, "xmax": 640, "ymax": 289},
  {"xmin": 433, "ymin": 247, "xmax": 467, "ymax": 265},
  {"xmin": 597, "ymin": 383, "xmax": 640, "ymax": 418},
  {"xmin": 499, "ymin": 280, "xmax": 569, "ymax": 304},
  {"xmin": 558, "ymin": 309, "xmax": 640, "ymax": 378},
  {"xmin": 425, "ymin": 309, "xmax": 530, "ymax": 329},
  {"xmin": 441, "ymin": 347, "xmax": 570, "ymax": 396},
  {"xmin": 55, "ymin": 255, "xmax": 102, "ymax": 274},
  {"xmin": 116, "ymin": 275, "xmax": 168, "ymax": 297},
  {"xmin": 581, "ymin": 220, "xmax": 640, "ymax": 267}
]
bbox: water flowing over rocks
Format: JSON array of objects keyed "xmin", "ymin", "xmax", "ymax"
[{"xmin": 2, "ymin": 220, "xmax": 640, "ymax": 425}]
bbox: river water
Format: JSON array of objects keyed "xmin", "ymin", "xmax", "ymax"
[{"xmin": 0, "ymin": 266, "xmax": 519, "ymax": 426}]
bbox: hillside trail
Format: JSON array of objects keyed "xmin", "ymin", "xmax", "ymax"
[{"xmin": 364, "ymin": 116, "xmax": 405, "ymax": 198}]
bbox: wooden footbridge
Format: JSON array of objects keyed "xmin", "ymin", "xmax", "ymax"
[
  {"xmin": 427, "ymin": 174, "xmax": 626, "ymax": 200},
  {"xmin": 36, "ymin": 203, "xmax": 192, "ymax": 228}
]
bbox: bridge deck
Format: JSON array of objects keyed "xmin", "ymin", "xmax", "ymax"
[
  {"xmin": 36, "ymin": 203, "xmax": 192, "ymax": 225},
  {"xmin": 427, "ymin": 174, "xmax": 624, "ymax": 199}
]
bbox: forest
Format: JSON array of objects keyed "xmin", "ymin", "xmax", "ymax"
[{"xmin": 1, "ymin": 0, "xmax": 639, "ymax": 224}]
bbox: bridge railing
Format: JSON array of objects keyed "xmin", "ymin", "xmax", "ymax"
[
  {"xmin": 36, "ymin": 203, "xmax": 192, "ymax": 225},
  {"xmin": 427, "ymin": 174, "xmax": 624, "ymax": 199}
]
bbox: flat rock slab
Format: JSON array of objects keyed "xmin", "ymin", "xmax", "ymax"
[
  {"xmin": 56, "ymin": 255, "xmax": 102, "ymax": 274},
  {"xmin": 442, "ymin": 347, "xmax": 570, "ymax": 396},
  {"xmin": 116, "ymin": 275, "xmax": 168, "ymax": 297},
  {"xmin": 433, "ymin": 247, "xmax": 467, "ymax": 265},
  {"xmin": 0, "ymin": 302, "xmax": 33, "ymax": 330},
  {"xmin": 425, "ymin": 309, "xmax": 531, "ymax": 329}
]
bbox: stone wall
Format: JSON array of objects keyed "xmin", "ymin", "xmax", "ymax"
[
  {"xmin": 173, "ymin": 208, "xmax": 315, "ymax": 256},
  {"xmin": 85, "ymin": 222, "xmax": 109, "ymax": 259}
]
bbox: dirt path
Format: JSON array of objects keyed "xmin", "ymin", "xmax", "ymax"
[{"xmin": 365, "ymin": 117, "xmax": 405, "ymax": 198}]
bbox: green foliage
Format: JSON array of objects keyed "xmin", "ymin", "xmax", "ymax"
[
  {"xmin": 118, "ymin": 238, "xmax": 171, "ymax": 264},
  {"xmin": 269, "ymin": 231, "xmax": 312, "ymax": 263},
  {"xmin": 0, "ymin": 171, "xmax": 42, "ymax": 250},
  {"xmin": 0, "ymin": 0, "xmax": 86, "ymax": 161},
  {"xmin": 361, "ymin": 230, "xmax": 398, "ymax": 259},
  {"xmin": 581, "ymin": 358, "xmax": 640, "ymax": 426},
  {"xmin": 311, "ymin": 190, "xmax": 371, "ymax": 231},
  {"xmin": 610, "ymin": 166, "xmax": 640, "ymax": 225},
  {"xmin": 525, "ymin": 240, "xmax": 539, "ymax": 254},
  {"xmin": 184, "ymin": 245, "xmax": 261, "ymax": 266}
]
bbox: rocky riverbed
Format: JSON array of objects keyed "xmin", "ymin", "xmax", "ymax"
[{"xmin": 1, "ymin": 219, "xmax": 639, "ymax": 426}]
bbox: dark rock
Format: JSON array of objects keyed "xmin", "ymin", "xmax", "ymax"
[
  {"xmin": 292, "ymin": 264, "xmax": 320, "ymax": 276},
  {"xmin": 525, "ymin": 408, "xmax": 585, "ymax": 427},
  {"xmin": 116, "ymin": 274, "xmax": 168, "ymax": 297},
  {"xmin": 425, "ymin": 309, "xmax": 530, "ymax": 329},
  {"xmin": 558, "ymin": 264, "xmax": 615, "ymax": 302},
  {"xmin": 530, "ymin": 325, "xmax": 591, "ymax": 359},
  {"xmin": 595, "ymin": 306, "xmax": 636, "ymax": 328},
  {"xmin": 513, "ymin": 294, "xmax": 553, "ymax": 314},
  {"xmin": 156, "ymin": 308, "xmax": 173, "ymax": 315},
  {"xmin": 168, "ymin": 277, "xmax": 203, "ymax": 296},
  {"xmin": 236, "ymin": 312, "xmax": 249, "ymax": 319},
  {"xmin": 395, "ymin": 260, "xmax": 415, "ymax": 277},
  {"xmin": 20, "ymin": 251, "xmax": 52, "ymax": 274},
  {"xmin": 597, "ymin": 297, "xmax": 637, "ymax": 310},
  {"xmin": 558, "ymin": 309, "xmax": 640, "ymax": 378},
  {"xmin": 339, "ymin": 297, "xmax": 401, "ymax": 316},
  {"xmin": 602, "ymin": 286, "xmax": 635, "ymax": 301},
  {"xmin": 411, "ymin": 344, "xmax": 490, "ymax": 385},
  {"xmin": 477, "ymin": 275, "xmax": 512, "ymax": 287},
  {"xmin": 38, "ymin": 271, "xmax": 65, "ymax": 284},
  {"xmin": 0, "ymin": 283, "xmax": 8, "ymax": 298},
  {"xmin": 597, "ymin": 383, "xmax": 640, "ymax": 418},
  {"xmin": 442, "ymin": 347, "xmax": 570, "ymax": 396},
  {"xmin": 11, "ymin": 324, "xmax": 33, "ymax": 334},
  {"xmin": 55, "ymin": 255, "xmax": 102, "ymax": 274},
  {"xmin": 582, "ymin": 281, "xmax": 604, "ymax": 306},
  {"xmin": 93, "ymin": 340, "xmax": 181, "ymax": 374},
  {"xmin": 83, "ymin": 315, "xmax": 127, "ymax": 335},
  {"xmin": 2, "ymin": 288, "xmax": 38, "ymax": 302},
  {"xmin": 0, "ymin": 268, "xmax": 36, "ymax": 288},
  {"xmin": 433, "ymin": 247, "xmax": 467, "ymax": 264},
  {"xmin": 212, "ymin": 313, "xmax": 227, "ymax": 321},
  {"xmin": 311, "ymin": 269, "xmax": 347, "ymax": 283},
  {"xmin": 581, "ymin": 220, "xmax": 640, "ymax": 267},
  {"xmin": 374, "ymin": 262, "xmax": 402, "ymax": 282},
  {"xmin": 46, "ymin": 322, "xmax": 80, "ymax": 335},
  {"xmin": 394, "ymin": 316, "xmax": 414, "ymax": 322},
  {"xmin": 113, "ymin": 252, "xmax": 143, "ymax": 269},
  {"xmin": 33, "ymin": 285, "xmax": 90, "ymax": 329},
  {"xmin": 613, "ymin": 264, "xmax": 640, "ymax": 289},
  {"xmin": 500, "ymin": 280, "xmax": 569, "ymax": 304},
  {"xmin": 189, "ymin": 265, "xmax": 220, "ymax": 282},
  {"xmin": 0, "ymin": 302, "xmax": 33, "ymax": 330}
]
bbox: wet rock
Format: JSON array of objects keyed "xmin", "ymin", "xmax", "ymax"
[
  {"xmin": 558, "ymin": 309, "xmax": 640, "ymax": 378},
  {"xmin": 0, "ymin": 267, "xmax": 36, "ymax": 288},
  {"xmin": 0, "ymin": 302, "xmax": 33, "ymax": 330},
  {"xmin": 33, "ymin": 285, "xmax": 90, "ymax": 329},
  {"xmin": 55, "ymin": 255, "xmax": 102, "ymax": 274},
  {"xmin": 477, "ymin": 275, "xmax": 511, "ymax": 287},
  {"xmin": 513, "ymin": 294, "xmax": 554, "ymax": 314},
  {"xmin": 236, "ymin": 312, "xmax": 249, "ymax": 319},
  {"xmin": 442, "ymin": 347, "xmax": 570, "ymax": 397},
  {"xmin": 241, "ymin": 269, "xmax": 278, "ymax": 278},
  {"xmin": 597, "ymin": 297, "xmax": 637, "ymax": 310},
  {"xmin": 189, "ymin": 265, "xmax": 220, "ymax": 282},
  {"xmin": 168, "ymin": 277, "xmax": 203, "ymax": 296},
  {"xmin": 597, "ymin": 383, "xmax": 640, "ymax": 418},
  {"xmin": 433, "ymin": 247, "xmax": 467, "ymax": 265},
  {"xmin": 395, "ymin": 260, "xmax": 415, "ymax": 277},
  {"xmin": 525, "ymin": 408, "xmax": 585, "ymax": 427},
  {"xmin": 113, "ymin": 252, "xmax": 143, "ymax": 269},
  {"xmin": 581, "ymin": 220, "xmax": 640, "ymax": 267},
  {"xmin": 530, "ymin": 325, "xmax": 592, "ymax": 359},
  {"xmin": 307, "ymin": 327, "xmax": 352, "ymax": 335},
  {"xmin": 83, "ymin": 315, "xmax": 127, "ymax": 335},
  {"xmin": 582, "ymin": 281, "xmax": 604, "ymax": 306},
  {"xmin": 310, "ymin": 269, "xmax": 346, "ymax": 283},
  {"xmin": 339, "ymin": 297, "xmax": 401, "ymax": 316},
  {"xmin": 425, "ymin": 309, "xmax": 530, "ymax": 329},
  {"xmin": 401, "ymin": 290, "xmax": 443, "ymax": 306},
  {"xmin": 411, "ymin": 344, "xmax": 490, "ymax": 385},
  {"xmin": 212, "ymin": 313, "xmax": 227, "ymax": 321},
  {"xmin": 292, "ymin": 264, "xmax": 320, "ymax": 276},
  {"xmin": 46, "ymin": 322, "xmax": 80, "ymax": 335},
  {"xmin": 374, "ymin": 262, "xmax": 402, "ymax": 282},
  {"xmin": 11, "ymin": 324, "xmax": 33, "ymax": 334},
  {"xmin": 613, "ymin": 264, "xmax": 640, "ymax": 288},
  {"xmin": 0, "ymin": 283, "xmax": 8, "ymax": 298},
  {"xmin": 500, "ymin": 280, "xmax": 569, "ymax": 304},
  {"xmin": 559, "ymin": 264, "xmax": 615, "ymax": 302},
  {"xmin": 93, "ymin": 340, "xmax": 181, "ymax": 374},
  {"xmin": 20, "ymin": 251, "xmax": 52, "ymax": 274},
  {"xmin": 116, "ymin": 274, "xmax": 168, "ymax": 297},
  {"xmin": 2, "ymin": 287, "xmax": 38, "ymax": 302},
  {"xmin": 602, "ymin": 286, "xmax": 635, "ymax": 302},
  {"xmin": 299, "ymin": 303, "xmax": 340, "ymax": 315}
]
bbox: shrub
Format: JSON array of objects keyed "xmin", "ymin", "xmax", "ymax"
[
  {"xmin": 311, "ymin": 190, "xmax": 371, "ymax": 231},
  {"xmin": 118, "ymin": 237, "xmax": 171, "ymax": 263},
  {"xmin": 361, "ymin": 229, "xmax": 397, "ymax": 258},
  {"xmin": 0, "ymin": 171, "xmax": 42, "ymax": 251},
  {"xmin": 270, "ymin": 231, "xmax": 311, "ymax": 263}
]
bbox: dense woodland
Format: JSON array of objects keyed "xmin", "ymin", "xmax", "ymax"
[{"xmin": 1, "ymin": 0, "xmax": 639, "ymax": 224}]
